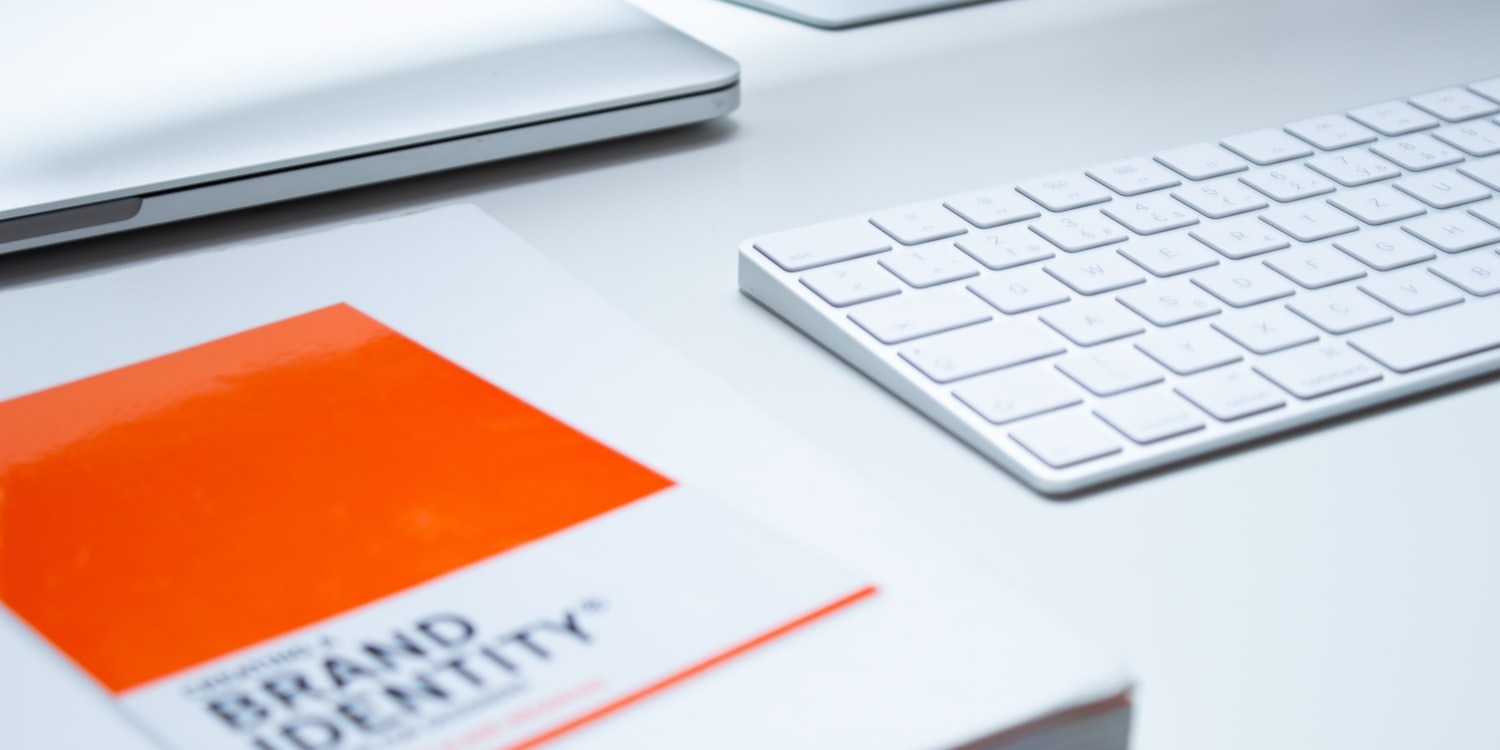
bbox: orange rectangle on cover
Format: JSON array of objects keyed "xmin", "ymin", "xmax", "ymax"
[{"xmin": 0, "ymin": 304, "xmax": 672, "ymax": 694}]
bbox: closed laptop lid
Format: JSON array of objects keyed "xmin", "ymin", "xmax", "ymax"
[{"xmin": 1, "ymin": 0, "xmax": 739, "ymax": 222}]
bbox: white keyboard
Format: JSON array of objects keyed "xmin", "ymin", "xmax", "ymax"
[{"xmin": 739, "ymin": 77, "xmax": 1500, "ymax": 494}]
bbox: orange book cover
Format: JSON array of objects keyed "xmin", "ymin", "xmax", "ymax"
[{"xmin": 0, "ymin": 303, "xmax": 874, "ymax": 750}]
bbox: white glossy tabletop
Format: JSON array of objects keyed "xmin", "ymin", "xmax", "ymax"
[{"xmin": 4, "ymin": 0, "xmax": 1499, "ymax": 747}]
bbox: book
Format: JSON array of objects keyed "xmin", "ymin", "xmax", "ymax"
[{"xmin": 0, "ymin": 205, "xmax": 1131, "ymax": 750}]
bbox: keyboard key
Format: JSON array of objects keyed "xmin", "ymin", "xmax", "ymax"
[
  {"xmin": 1175, "ymin": 368, "xmax": 1286, "ymax": 421},
  {"xmin": 1016, "ymin": 172, "xmax": 1113, "ymax": 212},
  {"xmin": 1475, "ymin": 202, "xmax": 1500, "ymax": 228},
  {"xmin": 1093, "ymin": 389, "xmax": 1205, "ymax": 445},
  {"xmin": 1428, "ymin": 253, "xmax": 1500, "ymax": 296},
  {"xmin": 848, "ymin": 286, "xmax": 992, "ymax": 344},
  {"xmin": 1306, "ymin": 149, "xmax": 1400, "ymax": 187},
  {"xmin": 1348, "ymin": 100, "xmax": 1441, "ymax": 135},
  {"xmin": 955, "ymin": 225, "xmax": 1055, "ymax": 269},
  {"xmin": 879, "ymin": 245, "xmax": 982, "ymax": 287},
  {"xmin": 1403, "ymin": 212, "xmax": 1500, "ymax": 252},
  {"xmin": 870, "ymin": 203, "xmax": 969, "ymax": 245},
  {"xmin": 1259, "ymin": 203, "xmax": 1360, "ymax": 242},
  {"xmin": 755, "ymin": 219, "xmax": 891, "ymax": 271},
  {"xmin": 954, "ymin": 364, "xmax": 1082, "ymax": 425},
  {"xmin": 1086, "ymin": 158, "xmax": 1181, "ymax": 196},
  {"xmin": 1286, "ymin": 288, "xmax": 1394, "ymax": 334},
  {"xmin": 1470, "ymin": 77, "xmax": 1500, "ymax": 103},
  {"xmin": 1459, "ymin": 156, "xmax": 1500, "ymax": 190},
  {"xmin": 1359, "ymin": 269, "xmax": 1465, "ymax": 314},
  {"xmin": 1284, "ymin": 115, "xmax": 1378, "ymax": 150},
  {"xmin": 1213, "ymin": 308, "xmax": 1320, "ymax": 354},
  {"xmin": 1008, "ymin": 410, "xmax": 1123, "ymax": 469},
  {"xmin": 1254, "ymin": 342, "xmax": 1383, "ymax": 399},
  {"xmin": 1030, "ymin": 211, "xmax": 1129, "ymax": 252},
  {"xmin": 1055, "ymin": 345, "xmax": 1164, "ymax": 396},
  {"xmin": 1116, "ymin": 279, "xmax": 1222, "ymax": 326},
  {"xmin": 1119, "ymin": 233, "xmax": 1221, "ymax": 276},
  {"xmin": 1102, "ymin": 193, "xmax": 1199, "ymax": 235},
  {"xmin": 968, "ymin": 266, "xmax": 1071, "ymax": 313},
  {"xmin": 1136, "ymin": 326, "xmax": 1243, "ymax": 374},
  {"xmin": 1193, "ymin": 264, "xmax": 1297, "ymax": 307},
  {"xmin": 1334, "ymin": 227, "xmax": 1436, "ymax": 270},
  {"xmin": 1409, "ymin": 87, "xmax": 1500, "ymax": 121},
  {"xmin": 1349, "ymin": 299, "xmax": 1500, "ymax": 372},
  {"xmin": 1393, "ymin": 169, "xmax": 1492, "ymax": 209},
  {"xmin": 1264, "ymin": 244, "xmax": 1367, "ymax": 288},
  {"xmin": 1371, "ymin": 134, "xmax": 1463, "ymax": 171},
  {"xmin": 1155, "ymin": 142, "xmax": 1248, "ymax": 180},
  {"xmin": 943, "ymin": 188, "xmax": 1042, "ymax": 228},
  {"xmin": 1327, "ymin": 184, "xmax": 1428, "ymax": 225},
  {"xmin": 800, "ymin": 260, "xmax": 902, "ymax": 306},
  {"xmin": 1221, "ymin": 128, "xmax": 1314, "ymax": 165},
  {"xmin": 900, "ymin": 319, "xmax": 1064, "ymax": 383},
  {"xmin": 1172, "ymin": 177, "xmax": 1268, "ymax": 219},
  {"xmin": 1433, "ymin": 120, "xmax": 1500, "ymax": 156},
  {"xmin": 1241, "ymin": 165, "xmax": 1336, "ymax": 202},
  {"xmin": 1040, "ymin": 299, "xmax": 1146, "ymax": 346},
  {"xmin": 1044, "ymin": 250, "xmax": 1146, "ymax": 295},
  {"xmin": 1191, "ymin": 216, "xmax": 1291, "ymax": 259}
]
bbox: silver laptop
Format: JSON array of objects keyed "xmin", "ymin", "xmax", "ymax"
[{"xmin": 0, "ymin": 0, "xmax": 739, "ymax": 255}]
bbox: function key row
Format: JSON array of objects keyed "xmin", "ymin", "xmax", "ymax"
[
  {"xmin": 756, "ymin": 150, "xmax": 1499, "ymax": 281},
  {"xmin": 796, "ymin": 179, "xmax": 1499, "ymax": 305},
  {"xmin": 753, "ymin": 78, "xmax": 1500, "ymax": 275}
]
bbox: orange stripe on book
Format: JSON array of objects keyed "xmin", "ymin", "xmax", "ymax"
[
  {"xmin": 0, "ymin": 304, "xmax": 672, "ymax": 693},
  {"xmin": 503, "ymin": 585, "xmax": 878, "ymax": 750}
]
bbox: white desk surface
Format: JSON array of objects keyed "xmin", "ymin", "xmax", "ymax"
[{"xmin": 4, "ymin": 0, "xmax": 1500, "ymax": 747}]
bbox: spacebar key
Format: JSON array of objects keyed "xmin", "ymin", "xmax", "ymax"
[{"xmin": 1348, "ymin": 302, "xmax": 1500, "ymax": 373}]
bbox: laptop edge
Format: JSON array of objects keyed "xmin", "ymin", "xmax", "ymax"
[{"xmin": 0, "ymin": 0, "xmax": 739, "ymax": 255}]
